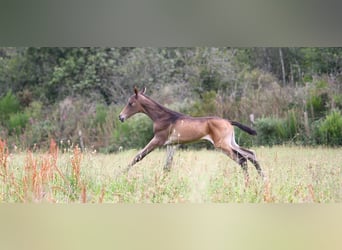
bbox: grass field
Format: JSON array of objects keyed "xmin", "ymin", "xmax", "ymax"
[{"xmin": 1, "ymin": 139, "xmax": 341, "ymax": 203}]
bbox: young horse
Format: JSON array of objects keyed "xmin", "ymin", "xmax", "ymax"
[{"xmin": 119, "ymin": 87, "xmax": 264, "ymax": 178}]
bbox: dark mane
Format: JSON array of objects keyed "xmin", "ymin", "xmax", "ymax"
[{"xmin": 139, "ymin": 93, "xmax": 185, "ymax": 123}]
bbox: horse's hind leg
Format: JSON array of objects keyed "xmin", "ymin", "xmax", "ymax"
[
  {"xmin": 233, "ymin": 150, "xmax": 250, "ymax": 180},
  {"xmin": 217, "ymin": 144, "xmax": 250, "ymax": 179},
  {"xmin": 239, "ymin": 147, "xmax": 264, "ymax": 178},
  {"xmin": 248, "ymin": 156, "xmax": 264, "ymax": 178}
]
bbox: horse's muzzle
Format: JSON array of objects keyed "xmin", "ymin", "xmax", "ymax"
[{"xmin": 119, "ymin": 114, "xmax": 125, "ymax": 122}]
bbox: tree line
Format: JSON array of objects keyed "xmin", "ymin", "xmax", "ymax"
[{"xmin": 0, "ymin": 47, "xmax": 341, "ymax": 151}]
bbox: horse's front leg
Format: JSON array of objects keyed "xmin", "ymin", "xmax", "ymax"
[{"xmin": 125, "ymin": 136, "xmax": 163, "ymax": 172}]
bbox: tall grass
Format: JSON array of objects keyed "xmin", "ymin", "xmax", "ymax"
[
  {"xmin": 0, "ymin": 138, "xmax": 86, "ymax": 202},
  {"xmin": 0, "ymin": 141, "xmax": 341, "ymax": 203}
]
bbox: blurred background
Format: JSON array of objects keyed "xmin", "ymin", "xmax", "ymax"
[{"xmin": 0, "ymin": 47, "xmax": 341, "ymax": 152}]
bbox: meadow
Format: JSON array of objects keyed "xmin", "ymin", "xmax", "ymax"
[{"xmin": 1, "ymin": 139, "xmax": 341, "ymax": 203}]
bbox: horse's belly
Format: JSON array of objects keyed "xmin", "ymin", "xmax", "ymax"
[{"xmin": 164, "ymin": 119, "xmax": 209, "ymax": 145}]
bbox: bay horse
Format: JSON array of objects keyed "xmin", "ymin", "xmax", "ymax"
[{"xmin": 119, "ymin": 87, "xmax": 264, "ymax": 178}]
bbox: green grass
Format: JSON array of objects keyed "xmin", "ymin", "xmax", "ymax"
[{"xmin": 1, "ymin": 142, "xmax": 341, "ymax": 203}]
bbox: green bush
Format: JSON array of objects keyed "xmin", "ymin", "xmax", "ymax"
[
  {"xmin": 25, "ymin": 101, "xmax": 43, "ymax": 120},
  {"xmin": 255, "ymin": 117, "xmax": 285, "ymax": 145},
  {"xmin": 95, "ymin": 104, "xmax": 107, "ymax": 123},
  {"xmin": 315, "ymin": 110, "xmax": 342, "ymax": 146},
  {"xmin": 255, "ymin": 110, "xmax": 302, "ymax": 146},
  {"xmin": 306, "ymin": 80, "xmax": 329, "ymax": 119},
  {"xmin": 307, "ymin": 93, "xmax": 329, "ymax": 119},
  {"xmin": 17, "ymin": 101, "xmax": 55, "ymax": 148},
  {"xmin": 0, "ymin": 91, "xmax": 26, "ymax": 136},
  {"xmin": 8, "ymin": 112, "xmax": 29, "ymax": 135},
  {"xmin": 0, "ymin": 91, "xmax": 20, "ymax": 122},
  {"xmin": 199, "ymin": 69, "xmax": 221, "ymax": 92},
  {"xmin": 111, "ymin": 115, "xmax": 154, "ymax": 152},
  {"xmin": 333, "ymin": 94, "xmax": 342, "ymax": 110},
  {"xmin": 285, "ymin": 110, "xmax": 300, "ymax": 141},
  {"xmin": 94, "ymin": 104, "xmax": 108, "ymax": 131},
  {"xmin": 190, "ymin": 90, "xmax": 217, "ymax": 117}
]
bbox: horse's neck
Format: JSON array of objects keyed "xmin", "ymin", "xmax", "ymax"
[{"xmin": 141, "ymin": 96, "xmax": 180, "ymax": 122}]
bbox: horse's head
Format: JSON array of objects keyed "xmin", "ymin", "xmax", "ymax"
[{"xmin": 119, "ymin": 87, "xmax": 146, "ymax": 122}]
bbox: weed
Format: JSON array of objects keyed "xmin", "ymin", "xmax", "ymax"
[{"xmin": 0, "ymin": 142, "xmax": 341, "ymax": 203}]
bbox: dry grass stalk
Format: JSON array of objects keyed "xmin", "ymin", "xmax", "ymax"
[
  {"xmin": 71, "ymin": 145, "xmax": 82, "ymax": 186},
  {"xmin": 307, "ymin": 184, "xmax": 316, "ymax": 202},
  {"xmin": 21, "ymin": 140, "xmax": 62, "ymax": 202},
  {"xmin": 98, "ymin": 186, "xmax": 106, "ymax": 203},
  {"xmin": 81, "ymin": 184, "xmax": 87, "ymax": 203},
  {"xmin": 49, "ymin": 139, "xmax": 58, "ymax": 168},
  {"xmin": 0, "ymin": 138, "xmax": 9, "ymax": 179},
  {"xmin": 49, "ymin": 139, "xmax": 68, "ymax": 184},
  {"xmin": 263, "ymin": 177, "xmax": 274, "ymax": 203},
  {"xmin": 41, "ymin": 156, "xmax": 53, "ymax": 185},
  {"xmin": 23, "ymin": 152, "xmax": 41, "ymax": 202}
]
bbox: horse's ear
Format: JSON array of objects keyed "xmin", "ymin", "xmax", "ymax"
[
  {"xmin": 134, "ymin": 87, "xmax": 138, "ymax": 98},
  {"xmin": 140, "ymin": 87, "xmax": 146, "ymax": 95}
]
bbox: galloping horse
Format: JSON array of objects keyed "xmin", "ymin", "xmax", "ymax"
[{"xmin": 119, "ymin": 87, "xmax": 264, "ymax": 178}]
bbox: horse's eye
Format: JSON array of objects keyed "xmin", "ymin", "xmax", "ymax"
[{"xmin": 128, "ymin": 102, "xmax": 133, "ymax": 106}]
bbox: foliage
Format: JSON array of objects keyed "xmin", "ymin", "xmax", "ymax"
[
  {"xmin": 306, "ymin": 80, "xmax": 330, "ymax": 119},
  {"xmin": 236, "ymin": 48, "xmax": 342, "ymax": 85},
  {"xmin": 333, "ymin": 94, "xmax": 342, "ymax": 110},
  {"xmin": 0, "ymin": 91, "xmax": 20, "ymax": 122},
  {"xmin": 189, "ymin": 90, "xmax": 218, "ymax": 117},
  {"xmin": 314, "ymin": 110, "xmax": 342, "ymax": 146},
  {"xmin": 255, "ymin": 117, "xmax": 286, "ymax": 146},
  {"xmin": 0, "ymin": 47, "xmax": 342, "ymax": 149},
  {"xmin": 301, "ymin": 48, "xmax": 342, "ymax": 75},
  {"xmin": 255, "ymin": 111, "xmax": 300, "ymax": 146},
  {"xmin": 0, "ymin": 91, "xmax": 28, "ymax": 136},
  {"xmin": 285, "ymin": 110, "xmax": 299, "ymax": 140},
  {"xmin": 94, "ymin": 104, "xmax": 108, "ymax": 130},
  {"xmin": 112, "ymin": 115, "xmax": 154, "ymax": 152},
  {"xmin": 8, "ymin": 112, "xmax": 29, "ymax": 135}
]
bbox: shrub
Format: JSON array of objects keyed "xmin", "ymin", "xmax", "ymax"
[
  {"xmin": 190, "ymin": 90, "xmax": 218, "ymax": 117},
  {"xmin": 8, "ymin": 112, "xmax": 29, "ymax": 135},
  {"xmin": 315, "ymin": 110, "xmax": 342, "ymax": 146},
  {"xmin": 307, "ymin": 93, "xmax": 329, "ymax": 119},
  {"xmin": 284, "ymin": 110, "xmax": 300, "ymax": 141},
  {"xmin": 94, "ymin": 104, "xmax": 107, "ymax": 126},
  {"xmin": 111, "ymin": 115, "xmax": 154, "ymax": 152},
  {"xmin": 255, "ymin": 117, "xmax": 285, "ymax": 146},
  {"xmin": 25, "ymin": 101, "xmax": 43, "ymax": 120},
  {"xmin": 333, "ymin": 94, "xmax": 342, "ymax": 110},
  {"xmin": 0, "ymin": 91, "xmax": 20, "ymax": 123},
  {"xmin": 255, "ymin": 110, "xmax": 302, "ymax": 146},
  {"xmin": 306, "ymin": 80, "xmax": 330, "ymax": 120}
]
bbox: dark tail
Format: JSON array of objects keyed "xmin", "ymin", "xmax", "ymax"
[{"xmin": 231, "ymin": 121, "xmax": 257, "ymax": 136}]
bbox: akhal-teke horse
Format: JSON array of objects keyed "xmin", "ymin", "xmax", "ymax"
[{"xmin": 119, "ymin": 87, "xmax": 264, "ymax": 179}]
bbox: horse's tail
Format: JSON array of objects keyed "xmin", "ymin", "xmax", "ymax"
[{"xmin": 231, "ymin": 121, "xmax": 257, "ymax": 136}]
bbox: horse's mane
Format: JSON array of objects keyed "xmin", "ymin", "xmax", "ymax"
[{"xmin": 139, "ymin": 93, "xmax": 184, "ymax": 122}]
